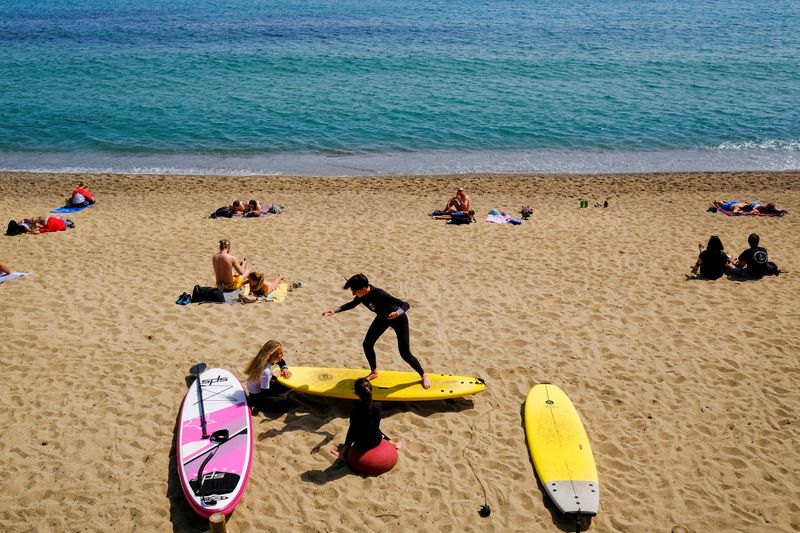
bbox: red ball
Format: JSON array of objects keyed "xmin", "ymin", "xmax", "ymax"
[{"xmin": 347, "ymin": 439, "xmax": 399, "ymax": 475}]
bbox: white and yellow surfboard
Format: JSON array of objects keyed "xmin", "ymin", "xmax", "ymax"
[{"xmin": 525, "ymin": 383, "xmax": 599, "ymax": 516}]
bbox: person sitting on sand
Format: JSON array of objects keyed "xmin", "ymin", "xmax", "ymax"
[
  {"xmin": 729, "ymin": 233, "xmax": 770, "ymax": 279},
  {"xmin": 332, "ymin": 378, "xmax": 403, "ymax": 466},
  {"xmin": 443, "ymin": 188, "xmax": 471, "ymax": 213},
  {"xmin": 239, "ymin": 271, "xmax": 285, "ymax": 303},
  {"xmin": 244, "ymin": 199, "xmax": 262, "ymax": 218},
  {"xmin": 322, "ymin": 273, "xmax": 431, "ymax": 389},
  {"xmin": 690, "ymin": 235, "xmax": 731, "ymax": 280},
  {"xmin": 242, "ymin": 340, "xmax": 292, "ymax": 411},
  {"xmin": 66, "ymin": 182, "xmax": 95, "ymax": 207},
  {"xmin": 212, "ymin": 239, "xmax": 250, "ymax": 290}
]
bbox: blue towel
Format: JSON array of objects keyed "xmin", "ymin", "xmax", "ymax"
[{"xmin": 51, "ymin": 204, "xmax": 93, "ymax": 214}]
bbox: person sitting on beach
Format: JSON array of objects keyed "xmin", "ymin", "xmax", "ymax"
[
  {"xmin": 238, "ymin": 271, "xmax": 285, "ymax": 303},
  {"xmin": 242, "ymin": 340, "xmax": 292, "ymax": 411},
  {"xmin": 431, "ymin": 210, "xmax": 476, "ymax": 224},
  {"xmin": 443, "ymin": 188, "xmax": 471, "ymax": 213},
  {"xmin": 690, "ymin": 235, "xmax": 731, "ymax": 280},
  {"xmin": 65, "ymin": 182, "xmax": 95, "ymax": 207},
  {"xmin": 212, "ymin": 239, "xmax": 250, "ymax": 290},
  {"xmin": 729, "ymin": 233, "xmax": 770, "ymax": 279},
  {"xmin": 332, "ymin": 378, "xmax": 403, "ymax": 467},
  {"xmin": 244, "ymin": 199, "xmax": 262, "ymax": 218}
]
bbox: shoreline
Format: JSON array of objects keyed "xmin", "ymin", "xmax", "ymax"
[
  {"xmin": 1, "ymin": 146, "xmax": 799, "ymax": 177},
  {"xmin": 1, "ymin": 170, "xmax": 799, "ymax": 532}
]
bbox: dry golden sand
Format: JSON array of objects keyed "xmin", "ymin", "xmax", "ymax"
[{"xmin": 0, "ymin": 171, "xmax": 799, "ymax": 532}]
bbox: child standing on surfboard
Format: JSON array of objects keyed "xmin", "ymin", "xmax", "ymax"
[
  {"xmin": 322, "ymin": 274, "xmax": 431, "ymax": 389},
  {"xmin": 243, "ymin": 340, "xmax": 292, "ymax": 410}
]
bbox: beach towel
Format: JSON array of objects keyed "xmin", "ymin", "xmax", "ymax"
[
  {"xmin": 264, "ymin": 282, "xmax": 288, "ymax": 303},
  {"xmin": 51, "ymin": 204, "xmax": 93, "ymax": 214},
  {"xmin": 0, "ymin": 272, "xmax": 32, "ymax": 284}
]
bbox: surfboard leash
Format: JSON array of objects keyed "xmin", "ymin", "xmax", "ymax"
[{"xmin": 461, "ymin": 384, "xmax": 499, "ymax": 518}]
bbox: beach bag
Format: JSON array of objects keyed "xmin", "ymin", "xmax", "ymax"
[
  {"xmin": 191, "ymin": 285, "xmax": 225, "ymax": 303},
  {"xmin": 764, "ymin": 262, "xmax": 781, "ymax": 276},
  {"xmin": 212, "ymin": 206, "xmax": 234, "ymax": 219}
]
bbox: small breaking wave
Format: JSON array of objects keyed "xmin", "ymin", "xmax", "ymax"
[{"xmin": 713, "ymin": 139, "xmax": 800, "ymax": 152}]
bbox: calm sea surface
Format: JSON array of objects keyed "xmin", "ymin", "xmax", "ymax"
[{"xmin": 1, "ymin": 0, "xmax": 799, "ymax": 175}]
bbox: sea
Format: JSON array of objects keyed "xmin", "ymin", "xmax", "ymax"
[{"xmin": 1, "ymin": 0, "xmax": 799, "ymax": 176}]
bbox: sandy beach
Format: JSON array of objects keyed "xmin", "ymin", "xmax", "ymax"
[{"xmin": 1, "ymin": 170, "xmax": 798, "ymax": 532}]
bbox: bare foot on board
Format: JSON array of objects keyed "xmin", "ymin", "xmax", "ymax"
[{"xmin": 421, "ymin": 374, "xmax": 431, "ymax": 389}]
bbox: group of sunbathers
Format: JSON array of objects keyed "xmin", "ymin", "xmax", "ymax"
[
  {"xmin": 5, "ymin": 183, "xmax": 93, "ymax": 236},
  {"xmin": 711, "ymin": 199, "xmax": 787, "ymax": 216},
  {"xmin": 211, "ymin": 239, "xmax": 284, "ymax": 300},
  {"xmin": 210, "ymin": 198, "xmax": 285, "ymax": 218},
  {"xmin": 691, "ymin": 232, "xmax": 779, "ymax": 280}
]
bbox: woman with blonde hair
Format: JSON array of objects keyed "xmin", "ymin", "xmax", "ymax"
[
  {"xmin": 239, "ymin": 271, "xmax": 285, "ymax": 303},
  {"xmin": 242, "ymin": 340, "xmax": 292, "ymax": 409}
]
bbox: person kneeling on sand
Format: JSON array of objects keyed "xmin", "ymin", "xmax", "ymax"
[
  {"xmin": 332, "ymin": 378, "xmax": 403, "ymax": 467},
  {"xmin": 66, "ymin": 182, "xmax": 95, "ymax": 207},
  {"xmin": 212, "ymin": 239, "xmax": 250, "ymax": 290},
  {"xmin": 239, "ymin": 271, "xmax": 285, "ymax": 303},
  {"xmin": 242, "ymin": 340, "xmax": 292, "ymax": 411}
]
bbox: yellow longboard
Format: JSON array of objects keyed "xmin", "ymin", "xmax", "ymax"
[
  {"xmin": 277, "ymin": 367, "xmax": 485, "ymax": 401},
  {"xmin": 525, "ymin": 383, "xmax": 600, "ymax": 516}
]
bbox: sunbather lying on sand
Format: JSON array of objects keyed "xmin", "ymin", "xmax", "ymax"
[{"xmin": 239, "ymin": 271, "xmax": 285, "ymax": 303}]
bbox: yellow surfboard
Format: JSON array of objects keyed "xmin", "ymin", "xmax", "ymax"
[
  {"xmin": 525, "ymin": 383, "xmax": 599, "ymax": 516},
  {"xmin": 277, "ymin": 367, "xmax": 485, "ymax": 401}
]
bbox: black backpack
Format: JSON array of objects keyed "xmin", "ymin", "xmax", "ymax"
[
  {"xmin": 191, "ymin": 285, "xmax": 225, "ymax": 303},
  {"xmin": 211, "ymin": 206, "xmax": 234, "ymax": 219},
  {"xmin": 764, "ymin": 262, "xmax": 781, "ymax": 276}
]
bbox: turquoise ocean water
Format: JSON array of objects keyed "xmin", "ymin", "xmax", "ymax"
[{"xmin": 1, "ymin": 0, "xmax": 799, "ymax": 176}]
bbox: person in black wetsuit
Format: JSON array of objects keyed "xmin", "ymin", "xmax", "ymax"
[
  {"xmin": 323, "ymin": 273, "xmax": 431, "ymax": 389},
  {"xmin": 333, "ymin": 378, "xmax": 403, "ymax": 463}
]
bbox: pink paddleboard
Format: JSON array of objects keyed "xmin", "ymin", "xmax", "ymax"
[{"xmin": 177, "ymin": 368, "xmax": 253, "ymax": 518}]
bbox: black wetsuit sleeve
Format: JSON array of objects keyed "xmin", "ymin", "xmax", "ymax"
[
  {"xmin": 277, "ymin": 359, "xmax": 288, "ymax": 370},
  {"xmin": 374, "ymin": 288, "xmax": 410, "ymax": 314},
  {"xmin": 334, "ymin": 297, "xmax": 360, "ymax": 314}
]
